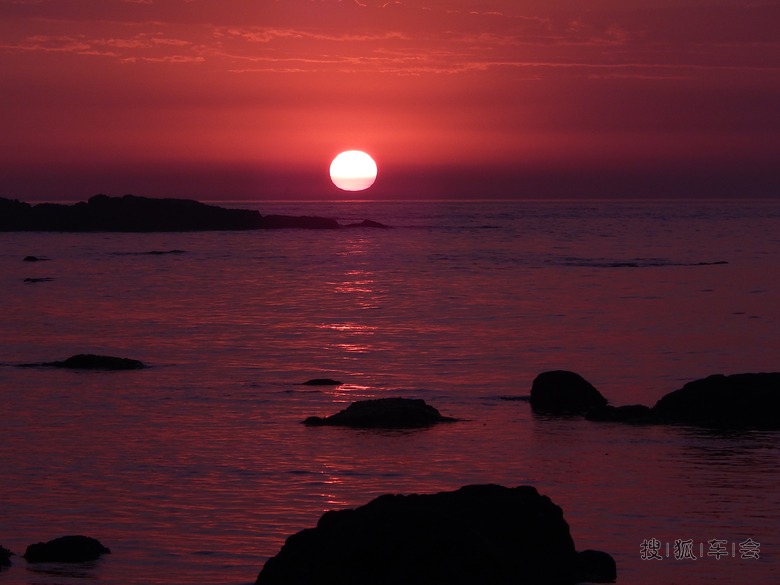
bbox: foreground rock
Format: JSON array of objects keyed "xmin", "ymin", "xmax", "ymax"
[
  {"xmin": 21, "ymin": 353, "xmax": 145, "ymax": 370},
  {"xmin": 0, "ymin": 195, "xmax": 389, "ymax": 231},
  {"xmin": 0, "ymin": 545, "xmax": 11, "ymax": 566},
  {"xmin": 303, "ymin": 397, "xmax": 458, "ymax": 428},
  {"xmin": 530, "ymin": 370, "xmax": 608, "ymax": 414},
  {"xmin": 652, "ymin": 373, "xmax": 780, "ymax": 428},
  {"xmin": 24, "ymin": 536, "xmax": 110, "ymax": 563},
  {"xmin": 256, "ymin": 484, "xmax": 615, "ymax": 585}
]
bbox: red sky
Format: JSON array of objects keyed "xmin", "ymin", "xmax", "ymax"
[{"xmin": 1, "ymin": 0, "xmax": 779, "ymax": 200}]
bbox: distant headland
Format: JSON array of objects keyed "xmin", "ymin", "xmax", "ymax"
[{"xmin": 0, "ymin": 194, "xmax": 389, "ymax": 232}]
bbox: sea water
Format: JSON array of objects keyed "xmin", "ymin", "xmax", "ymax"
[{"xmin": 1, "ymin": 199, "xmax": 778, "ymax": 584}]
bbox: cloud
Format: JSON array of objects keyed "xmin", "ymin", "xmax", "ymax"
[{"xmin": 1, "ymin": 0, "xmax": 777, "ymax": 79}]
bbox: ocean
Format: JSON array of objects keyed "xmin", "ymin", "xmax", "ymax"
[{"xmin": 1, "ymin": 199, "xmax": 778, "ymax": 584}]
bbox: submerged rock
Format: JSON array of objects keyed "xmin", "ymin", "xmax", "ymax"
[
  {"xmin": 303, "ymin": 397, "xmax": 458, "ymax": 428},
  {"xmin": 20, "ymin": 353, "xmax": 145, "ymax": 370},
  {"xmin": 652, "ymin": 372, "xmax": 780, "ymax": 428},
  {"xmin": 256, "ymin": 484, "xmax": 615, "ymax": 585},
  {"xmin": 24, "ymin": 535, "xmax": 110, "ymax": 563},
  {"xmin": 530, "ymin": 370, "xmax": 608, "ymax": 415}
]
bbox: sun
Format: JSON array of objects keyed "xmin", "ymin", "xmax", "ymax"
[{"xmin": 329, "ymin": 150, "xmax": 378, "ymax": 191}]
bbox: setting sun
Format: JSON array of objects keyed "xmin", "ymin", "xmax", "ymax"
[{"xmin": 329, "ymin": 150, "xmax": 378, "ymax": 192}]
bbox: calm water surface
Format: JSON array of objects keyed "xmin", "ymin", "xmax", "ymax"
[{"xmin": 1, "ymin": 200, "xmax": 779, "ymax": 584}]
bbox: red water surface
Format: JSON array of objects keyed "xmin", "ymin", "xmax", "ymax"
[{"xmin": 1, "ymin": 200, "xmax": 778, "ymax": 584}]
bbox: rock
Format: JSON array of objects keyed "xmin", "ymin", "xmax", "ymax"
[
  {"xmin": 52, "ymin": 354, "xmax": 145, "ymax": 370},
  {"xmin": 23, "ymin": 255, "xmax": 49, "ymax": 262},
  {"xmin": 0, "ymin": 195, "xmax": 387, "ymax": 232},
  {"xmin": 344, "ymin": 219, "xmax": 390, "ymax": 229},
  {"xmin": 19, "ymin": 353, "xmax": 146, "ymax": 370},
  {"xmin": 652, "ymin": 372, "xmax": 780, "ymax": 428},
  {"xmin": 23, "ymin": 535, "xmax": 110, "ymax": 563},
  {"xmin": 303, "ymin": 397, "xmax": 458, "ymax": 428},
  {"xmin": 260, "ymin": 214, "xmax": 340, "ymax": 229},
  {"xmin": 530, "ymin": 370, "xmax": 608, "ymax": 415},
  {"xmin": 585, "ymin": 404, "xmax": 655, "ymax": 424},
  {"xmin": 576, "ymin": 549, "xmax": 618, "ymax": 583},
  {"xmin": 0, "ymin": 545, "xmax": 12, "ymax": 566},
  {"xmin": 302, "ymin": 378, "xmax": 342, "ymax": 386},
  {"xmin": 54, "ymin": 354, "xmax": 145, "ymax": 370},
  {"xmin": 256, "ymin": 484, "xmax": 614, "ymax": 585},
  {"xmin": 23, "ymin": 277, "xmax": 54, "ymax": 283}
]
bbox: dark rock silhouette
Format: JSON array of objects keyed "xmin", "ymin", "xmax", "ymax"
[
  {"xmin": 23, "ymin": 535, "xmax": 110, "ymax": 563},
  {"xmin": 529, "ymin": 370, "xmax": 780, "ymax": 429},
  {"xmin": 23, "ymin": 277, "xmax": 54, "ymax": 283},
  {"xmin": 261, "ymin": 214, "xmax": 340, "ymax": 229},
  {"xmin": 576, "ymin": 549, "xmax": 618, "ymax": 583},
  {"xmin": 585, "ymin": 404, "xmax": 655, "ymax": 424},
  {"xmin": 0, "ymin": 545, "xmax": 11, "ymax": 567},
  {"xmin": 23, "ymin": 255, "xmax": 49, "ymax": 262},
  {"xmin": 303, "ymin": 397, "xmax": 458, "ymax": 428},
  {"xmin": 0, "ymin": 195, "xmax": 389, "ymax": 231},
  {"xmin": 255, "ymin": 484, "xmax": 615, "ymax": 585},
  {"xmin": 20, "ymin": 353, "xmax": 145, "ymax": 370},
  {"xmin": 530, "ymin": 370, "xmax": 608, "ymax": 414},
  {"xmin": 302, "ymin": 378, "xmax": 342, "ymax": 386},
  {"xmin": 652, "ymin": 373, "xmax": 780, "ymax": 428},
  {"xmin": 345, "ymin": 219, "xmax": 389, "ymax": 229}
]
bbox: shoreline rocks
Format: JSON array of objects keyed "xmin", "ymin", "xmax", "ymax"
[
  {"xmin": 255, "ymin": 484, "xmax": 616, "ymax": 585},
  {"xmin": 303, "ymin": 397, "xmax": 458, "ymax": 429},
  {"xmin": 0, "ymin": 545, "xmax": 11, "ymax": 567},
  {"xmin": 0, "ymin": 194, "xmax": 389, "ymax": 231}
]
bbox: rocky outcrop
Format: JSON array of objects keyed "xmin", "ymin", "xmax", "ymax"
[
  {"xmin": 530, "ymin": 370, "xmax": 608, "ymax": 415},
  {"xmin": 23, "ymin": 535, "xmax": 110, "ymax": 563},
  {"xmin": 0, "ymin": 195, "xmax": 389, "ymax": 231},
  {"xmin": 20, "ymin": 353, "xmax": 145, "ymax": 370},
  {"xmin": 529, "ymin": 370, "xmax": 780, "ymax": 429},
  {"xmin": 256, "ymin": 484, "xmax": 615, "ymax": 585},
  {"xmin": 303, "ymin": 397, "xmax": 458, "ymax": 428},
  {"xmin": 0, "ymin": 545, "xmax": 11, "ymax": 566},
  {"xmin": 652, "ymin": 372, "xmax": 780, "ymax": 428}
]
